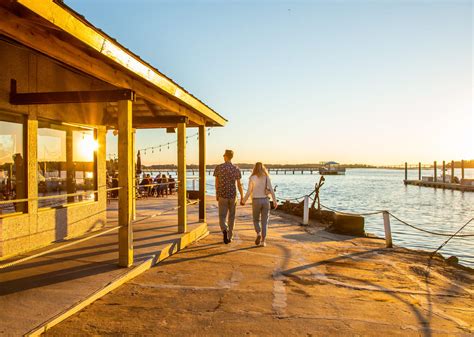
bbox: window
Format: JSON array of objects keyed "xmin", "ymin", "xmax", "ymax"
[
  {"xmin": 0, "ymin": 113, "xmax": 26, "ymax": 215},
  {"xmin": 38, "ymin": 121, "xmax": 98, "ymax": 208}
]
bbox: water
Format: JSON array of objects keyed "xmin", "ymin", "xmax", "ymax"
[{"xmin": 195, "ymin": 168, "xmax": 474, "ymax": 267}]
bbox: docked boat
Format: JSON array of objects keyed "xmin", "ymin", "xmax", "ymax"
[{"xmin": 319, "ymin": 161, "xmax": 346, "ymax": 175}]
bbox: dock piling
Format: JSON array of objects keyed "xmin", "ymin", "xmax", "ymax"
[
  {"xmin": 383, "ymin": 211, "xmax": 393, "ymax": 248},
  {"xmin": 434, "ymin": 161, "xmax": 437, "ymax": 182},
  {"xmin": 442, "ymin": 161, "xmax": 446, "ymax": 183},
  {"xmin": 462, "ymin": 160, "xmax": 465, "ymax": 180},
  {"xmin": 418, "ymin": 162, "xmax": 421, "ymax": 180},
  {"xmin": 451, "ymin": 160, "xmax": 454, "ymax": 183},
  {"xmin": 404, "ymin": 162, "xmax": 407, "ymax": 181}
]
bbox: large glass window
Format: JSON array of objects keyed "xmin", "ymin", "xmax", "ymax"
[
  {"xmin": 38, "ymin": 121, "xmax": 97, "ymax": 208},
  {"xmin": 0, "ymin": 113, "xmax": 26, "ymax": 215}
]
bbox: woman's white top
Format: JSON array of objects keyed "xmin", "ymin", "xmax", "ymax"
[{"xmin": 243, "ymin": 175, "xmax": 277, "ymax": 203}]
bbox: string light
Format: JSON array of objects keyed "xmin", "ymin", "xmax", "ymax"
[{"xmin": 137, "ymin": 131, "xmax": 201, "ymax": 155}]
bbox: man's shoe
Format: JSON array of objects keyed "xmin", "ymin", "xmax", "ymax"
[
  {"xmin": 261, "ymin": 241, "xmax": 266, "ymax": 247},
  {"xmin": 223, "ymin": 230, "xmax": 230, "ymax": 244},
  {"xmin": 255, "ymin": 234, "xmax": 261, "ymax": 246}
]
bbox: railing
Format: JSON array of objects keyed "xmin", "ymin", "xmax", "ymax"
[{"xmin": 276, "ymin": 189, "xmax": 474, "ymax": 258}]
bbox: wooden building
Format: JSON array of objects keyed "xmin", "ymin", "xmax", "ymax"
[{"xmin": 0, "ymin": 0, "xmax": 226, "ymax": 266}]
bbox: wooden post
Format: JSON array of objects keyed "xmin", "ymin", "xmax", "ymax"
[
  {"xmin": 442, "ymin": 160, "xmax": 446, "ymax": 183},
  {"xmin": 118, "ymin": 99, "xmax": 133, "ymax": 267},
  {"xmin": 383, "ymin": 211, "xmax": 393, "ymax": 248},
  {"xmin": 451, "ymin": 160, "xmax": 454, "ymax": 183},
  {"xmin": 26, "ymin": 117, "xmax": 38, "ymax": 214},
  {"xmin": 66, "ymin": 130, "xmax": 75, "ymax": 203},
  {"xmin": 418, "ymin": 162, "xmax": 421, "ymax": 181},
  {"xmin": 461, "ymin": 160, "xmax": 464, "ymax": 180},
  {"xmin": 177, "ymin": 122, "xmax": 187, "ymax": 233},
  {"xmin": 198, "ymin": 125, "xmax": 206, "ymax": 223},
  {"xmin": 404, "ymin": 162, "xmax": 407, "ymax": 181},
  {"xmin": 302, "ymin": 195, "xmax": 309, "ymax": 225},
  {"xmin": 132, "ymin": 129, "xmax": 136, "ymax": 220},
  {"xmin": 434, "ymin": 161, "xmax": 437, "ymax": 182}
]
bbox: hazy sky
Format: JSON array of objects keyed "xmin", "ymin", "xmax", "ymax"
[{"xmin": 67, "ymin": 0, "xmax": 473, "ymax": 165}]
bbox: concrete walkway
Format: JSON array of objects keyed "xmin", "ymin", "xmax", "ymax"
[
  {"xmin": 0, "ymin": 197, "xmax": 207, "ymax": 336},
  {"xmin": 48, "ymin": 199, "xmax": 473, "ymax": 336}
]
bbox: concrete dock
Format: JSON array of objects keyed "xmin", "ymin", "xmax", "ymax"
[{"xmin": 45, "ymin": 198, "xmax": 473, "ymax": 336}]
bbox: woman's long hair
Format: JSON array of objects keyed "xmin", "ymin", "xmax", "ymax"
[{"xmin": 251, "ymin": 162, "xmax": 269, "ymax": 177}]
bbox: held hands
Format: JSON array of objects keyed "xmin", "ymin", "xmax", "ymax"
[{"xmin": 240, "ymin": 198, "xmax": 245, "ymax": 206}]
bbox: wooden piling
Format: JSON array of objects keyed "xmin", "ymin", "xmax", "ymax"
[
  {"xmin": 442, "ymin": 160, "xmax": 446, "ymax": 183},
  {"xmin": 461, "ymin": 160, "xmax": 465, "ymax": 180},
  {"xmin": 418, "ymin": 162, "xmax": 421, "ymax": 180},
  {"xmin": 404, "ymin": 162, "xmax": 407, "ymax": 181},
  {"xmin": 451, "ymin": 160, "xmax": 454, "ymax": 183},
  {"xmin": 434, "ymin": 161, "xmax": 437, "ymax": 182}
]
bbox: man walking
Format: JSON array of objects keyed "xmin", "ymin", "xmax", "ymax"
[{"xmin": 214, "ymin": 149, "xmax": 244, "ymax": 244}]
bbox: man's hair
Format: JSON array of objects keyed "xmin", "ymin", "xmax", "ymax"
[{"xmin": 224, "ymin": 149, "xmax": 234, "ymax": 160}]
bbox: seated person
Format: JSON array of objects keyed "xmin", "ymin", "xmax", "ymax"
[{"xmin": 168, "ymin": 175, "xmax": 175, "ymax": 195}]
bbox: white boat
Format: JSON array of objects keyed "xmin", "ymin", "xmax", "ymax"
[{"xmin": 319, "ymin": 161, "xmax": 346, "ymax": 175}]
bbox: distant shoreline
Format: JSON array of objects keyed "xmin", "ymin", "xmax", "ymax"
[{"xmin": 141, "ymin": 160, "xmax": 474, "ymax": 171}]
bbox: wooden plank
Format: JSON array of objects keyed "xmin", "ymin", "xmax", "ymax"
[
  {"xmin": 198, "ymin": 125, "xmax": 206, "ymax": 222},
  {"xmin": 118, "ymin": 99, "xmax": 133, "ymax": 267},
  {"xmin": 10, "ymin": 83, "xmax": 135, "ymax": 105},
  {"xmin": 25, "ymin": 224, "xmax": 209, "ymax": 336},
  {"xmin": 12, "ymin": 0, "xmax": 227, "ymax": 126},
  {"xmin": 177, "ymin": 122, "xmax": 187, "ymax": 233}
]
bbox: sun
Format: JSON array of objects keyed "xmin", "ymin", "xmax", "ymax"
[{"xmin": 79, "ymin": 134, "xmax": 98, "ymax": 162}]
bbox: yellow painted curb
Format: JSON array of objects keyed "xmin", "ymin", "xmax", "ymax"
[{"xmin": 25, "ymin": 223, "xmax": 209, "ymax": 336}]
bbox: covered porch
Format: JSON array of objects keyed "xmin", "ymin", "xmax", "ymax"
[
  {"xmin": 0, "ymin": 0, "xmax": 226, "ymax": 265},
  {"xmin": 0, "ymin": 196, "xmax": 214, "ymax": 336}
]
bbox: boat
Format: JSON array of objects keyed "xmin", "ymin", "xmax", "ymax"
[{"xmin": 319, "ymin": 161, "xmax": 346, "ymax": 175}]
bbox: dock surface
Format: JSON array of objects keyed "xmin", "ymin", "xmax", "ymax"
[
  {"xmin": 0, "ymin": 197, "xmax": 207, "ymax": 336},
  {"xmin": 48, "ymin": 199, "xmax": 473, "ymax": 336}
]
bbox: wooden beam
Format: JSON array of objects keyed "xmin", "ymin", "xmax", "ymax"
[
  {"xmin": 177, "ymin": 122, "xmax": 187, "ymax": 233},
  {"xmin": 105, "ymin": 116, "xmax": 189, "ymax": 129},
  {"xmin": 198, "ymin": 125, "xmax": 206, "ymax": 222},
  {"xmin": 3, "ymin": 1, "xmax": 226, "ymax": 126},
  {"xmin": 10, "ymin": 79, "xmax": 135, "ymax": 105},
  {"xmin": 118, "ymin": 99, "xmax": 133, "ymax": 267}
]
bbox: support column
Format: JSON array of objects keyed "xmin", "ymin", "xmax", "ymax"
[
  {"xmin": 66, "ymin": 130, "xmax": 75, "ymax": 203},
  {"xmin": 118, "ymin": 99, "xmax": 133, "ymax": 267},
  {"xmin": 177, "ymin": 122, "xmax": 187, "ymax": 233},
  {"xmin": 132, "ymin": 128, "xmax": 136, "ymax": 220},
  {"xmin": 198, "ymin": 126, "xmax": 206, "ymax": 222},
  {"xmin": 26, "ymin": 117, "xmax": 38, "ymax": 215}
]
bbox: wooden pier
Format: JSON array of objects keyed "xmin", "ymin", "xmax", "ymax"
[
  {"xmin": 404, "ymin": 159, "xmax": 474, "ymax": 192},
  {"xmin": 404, "ymin": 179, "xmax": 474, "ymax": 192}
]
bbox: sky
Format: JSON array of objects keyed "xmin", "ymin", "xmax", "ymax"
[{"xmin": 67, "ymin": 0, "xmax": 473, "ymax": 166}]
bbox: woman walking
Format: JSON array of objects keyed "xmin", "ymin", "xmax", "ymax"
[{"xmin": 241, "ymin": 162, "xmax": 278, "ymax": 247}]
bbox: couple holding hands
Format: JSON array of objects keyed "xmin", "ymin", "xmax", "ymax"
[{"xmin": 214, "ymin": 150, "xmax": 278, "ymax": 247}]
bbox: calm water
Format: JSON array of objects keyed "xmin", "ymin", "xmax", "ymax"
[{"xmin": 192, "ymin": 168, "xmax": 474, "ymax": 267}]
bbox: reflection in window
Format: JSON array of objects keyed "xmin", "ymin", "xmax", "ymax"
[
  {"xmin": 0, "ymin": 113, "xmax": 26, "ymax": 215},
  {"xmin": 38, "ymin": 121, "xmax": 97, "ymax": 208}
]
